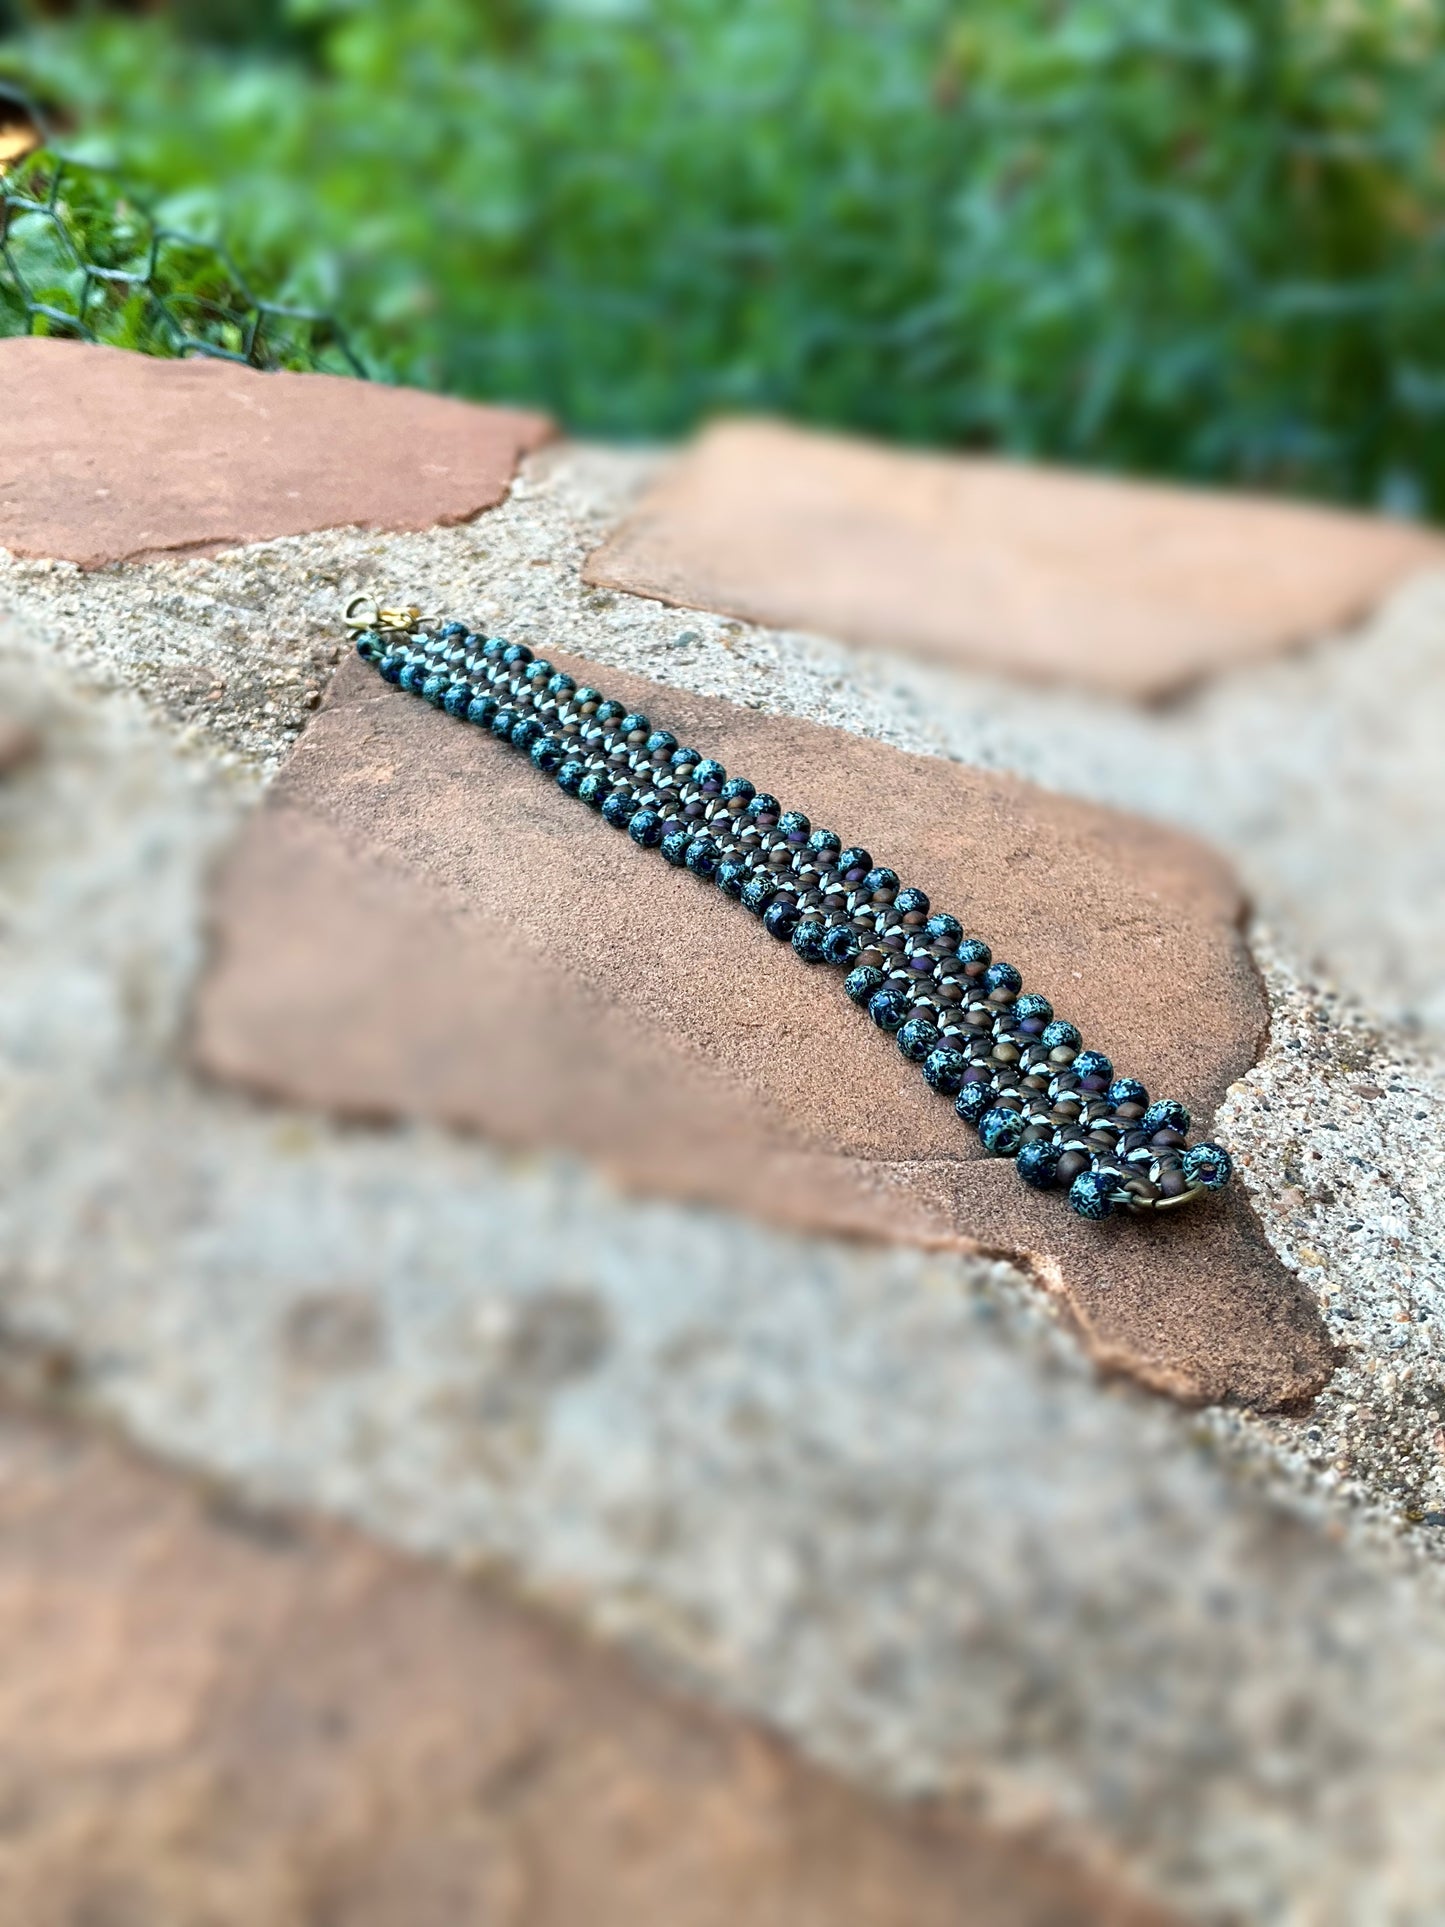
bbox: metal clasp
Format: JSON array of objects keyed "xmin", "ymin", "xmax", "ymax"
[{"xmin": 342, "ymin": 595, "xmax": 435, "ymax": 633}]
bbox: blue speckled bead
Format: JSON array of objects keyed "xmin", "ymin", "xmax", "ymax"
[
  {"xmin": 978, "ymin": 1106, "xmax": 1027, "ymax": 1156},
  {"xmin": 1016, "ymin": 1140, "xmax": 1062, "ymax": 1189},
  {"xmin": 378, "ymin": 651, "xmax": 405, "ymax": 684},
  {"xmin": 1014, "ymin": 992, "xmax": 1053, "ymax": 1024},
  {"xmin": 925, "ymin": 913, "xmax": 962, "ymax": 944},
  {"xmin": 863, "ymin": 867, "xmax": 899, "ymax": 895},
  {"xmin": 983, "ymin": 961, "xmax": 1022, "ymax": 997},
  {"xmin": 838, "ymin": 847, "xmax": 872, "ymax": 881},
  {"xmin": 602, "ymin": 789, "xmax": 638, "ymax": 828},
  {"xmin": 740, "ymin": 875, "xmax": 777, "ymax": 914},
  {"xmin": 722, "ymin": 777, "xmax": 757, "ymax": 808},
  {"xmin": 645, "ymin": 728, "xmax": 678, "ymax": 756},
  {"xmin": 1107, "ymin": 1078, "xmax": 1149, "ymax": 1109},
  {"xmin": 619, "ymin": 712, "xmax": 651, "ymax": 739},
  {"xmin": 1141, "ymin": 1099, "xmax": 1191, "ymax": 1136},
  {"xmin": 955, "ymin": 1083, "xmax": 991, "ymax": 1127},
  {"xmin": 1073, "ymin": 1050, "xmax": 1113, "ymax": 1084},
  {"xmin": 845, "ymin": 964, "xmax": 885, "ymax": 1007},
  {"xmin": 629, "ymin": 809, "xmax": 664, "ymax": 848},
  {"xmin": 1068, "ymin": 1171, "xmax": 1116, "ymax": 1220},
  {"xmin": 399, "ymin": 662, "xmax": 427, "ymax": 694},
  {"xmin": 355, "ymin": 631, "xmax": 383, "ymax": 663},
  {"xmin": 530, "ymin": 734, "xmax": 565, "ymax": 773},
  {"xmin": 764, "ymin": 899, "xmax": 801, "ymax": 941},
  {"xmin": 501, "ymin": 642, "xmax": 532, "ymax": 666},
  {"xmin": 956, "ymin": 938, "xmax": 992, "ymax": 971},
  {"xmin": 922, "ymin": 1047, "xmax": 967, "ymax": 1095},
  {"xmin": 547, "ymin": 672, "xmax": 577, "ymax": 699},
  {"xmin": 661, "ymin": 827, "xmax": 693, "ymax": 866},
  {"xmin": 778, "ymin": 810, "xmax": 811, "ymax": 844},
  {"xmin": 684, "ymin": 835, "xmax": 722, "ymax": 879},
  {"xmin": 808, "ymin": 828, "xmax": 841, "ymax": 857},
  {"xmin": 443, "ymin": 682, "xmax": 472, "ymax": 719},
  {"xmin": 595, "ymin": 700, "xmax": 626, "ymax": 726},
  {"xmin": 747, "ymin": 793, "xmax": 781, "ymax": 820},
  {"xmin": 577, "ymin": 772, "xmax": 610, "ymax": 809},
  {"xmin": 1041, "ymin": 1020, "xmax": 1081, "ymax": 1052},
  {"xmin": 867, "ymin": 987, "xmax": 909, "ymax": 1031},
  {"xmin": 490, "ymin": 705, "xmax": 519, "ymax": 740},
  {"xmin": 895, "ymin": 887, "xmax": 930, "ymax": 917},
  {"xmin": 556, "ymin": 758, "xmax": 586, "ymax": 795},
  {"xmin": 1182, "ymin": 1142, "xmax": 1232, "ymax": 1190},
  {"xmin": 792, "ymin": 918, "xmax": 828, "ymax": 963},
  {"xmin": 693, "ymin": 758, "xmax": 727, "ymax": 791},
  {"xmin": 466, "ymin": 693, "xmax": 498, "ymax": 727},
  {"xmin": 716, "ymin": 856, "xmax": 751, "ymax": 899},
  {"xmin": 510, "ymin": 717, "xmax": 544, "ymax": 753},
  {"xmin": 896, "ymin": 1015, "xmax": 940, "ymax": 1062},
  {"xmin": 822, "ymin": 926, "xmax": 861, "ymax": 967}
]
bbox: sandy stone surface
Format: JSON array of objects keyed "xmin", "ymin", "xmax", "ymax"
[
  {"xmin": 0, "ymin": 338, "xmax": 553, "ymax": 567},
  {"xmin": 584, "ymin": 419, "xmax": 1445, "ymax": 699},
  {"xmin": 191, "ymin": 649, "xmax": 1327, "ymax": 1410},
  {"xmin": 0, "ymin": 1396, "xmax": 1163, "ymax": 1927}
]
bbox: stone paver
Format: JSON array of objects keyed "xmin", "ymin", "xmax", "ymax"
[
  {"xmin": 0, "ymin": 338, "xmax": 552, "ymax": 567},
  {"xmin": 192, "ymin": 649, "xmax": 1329, "ymax": 1411},
  {"xmin": 584, "ymin": 419, "xmax": 1444, "ymax": 700},
  {"xmin": 0, "ymin": 1393, "xmax": 1164, "ymax": 1927}
]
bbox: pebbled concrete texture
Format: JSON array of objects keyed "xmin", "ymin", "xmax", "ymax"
[{"xmin": 3, "ymin": 464, "xmax": 1445, "ymax": 1922}]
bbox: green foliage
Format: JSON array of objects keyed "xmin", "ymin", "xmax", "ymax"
[
  {"xmin": 0, "ymin": 127, "xmax": 365, "ymax": 370},
  {"xmin": 6, "ymin": 0, "xmax": 1445, "ymax": 513}
]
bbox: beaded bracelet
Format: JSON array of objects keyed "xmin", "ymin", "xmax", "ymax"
[{"xmin": 344, "ymin": 600, "xmax": 1233, "ymax": 1219}]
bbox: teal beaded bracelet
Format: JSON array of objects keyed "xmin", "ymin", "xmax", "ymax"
[{"xmin": 344, "ymin": 600, "xmax": 1233, "ymax": 1219}]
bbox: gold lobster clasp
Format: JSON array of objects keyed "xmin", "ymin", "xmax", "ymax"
[{"xmin": 342, "ymin": 595, "xmax": 436, "ymax": 633}]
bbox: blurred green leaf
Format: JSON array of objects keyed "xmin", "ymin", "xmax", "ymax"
[{"xmin": 3, "ymin": 0, "xmax": 1444, "ymax": 511}]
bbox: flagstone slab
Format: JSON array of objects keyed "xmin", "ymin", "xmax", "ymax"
[
  {"xmin": 192, "ymin": 651, "xmax": 1331, "ymax": 1411},
  {"xmin": 0, "ymin": 1397, "xmax": 1166, "ymax": 1927},
  {"xmin": 0, "ymin": 338, "xmax": 552, "ymax": 567},
  {"xmin": 583, "ymin": 419, "xmax": 1444, "ymax": 700}
]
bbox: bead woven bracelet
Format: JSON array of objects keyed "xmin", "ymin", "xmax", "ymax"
[{"xmin": 344, "ymin": 598, "xmax": 1233, "ymax": 1220}]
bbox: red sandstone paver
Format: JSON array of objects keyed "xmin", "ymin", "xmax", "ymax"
[
  {"xmin": 0, "ymin": 1393, "xmax": 1172, "ymax": 1927},
  {"xmin": 0, "ymin": 337, "xmax": 552, "ymax": 567},
  {"xmin": 584, "ymin": 418, "xmax": 1444, "ymax": 699},
  {"xmin": 191, "ymin": 651, "xmax": 1331, "ymax": 1412}
]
